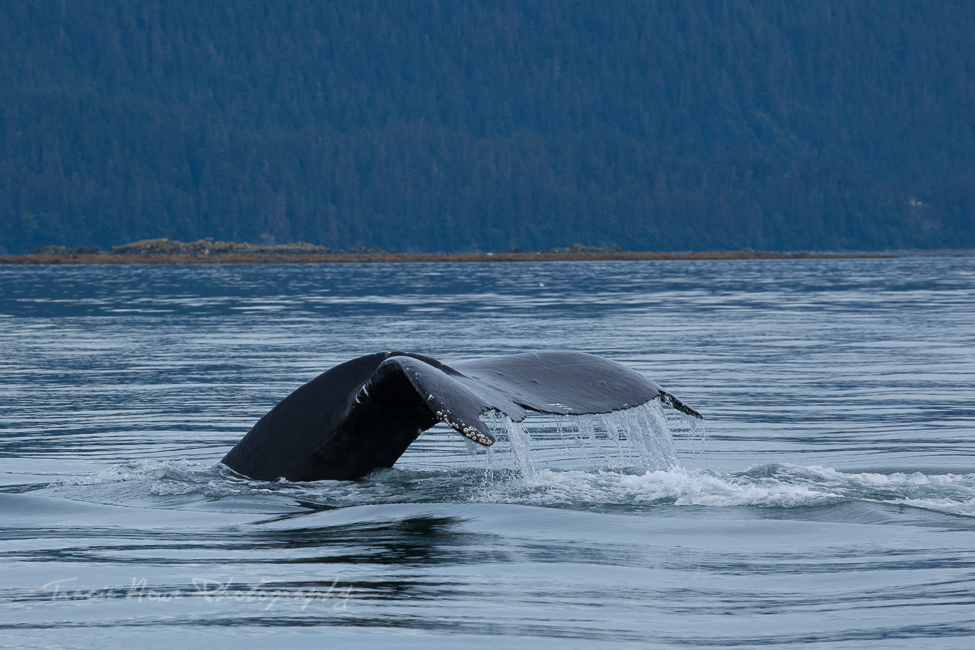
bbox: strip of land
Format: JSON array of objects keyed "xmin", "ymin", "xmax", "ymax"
[{"xmin": 1, "ymin": 238, "xmax": 896, "ymax": 265}]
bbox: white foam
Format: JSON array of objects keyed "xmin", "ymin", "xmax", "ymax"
[
  {"xmin": 469, "ymin": 466, "xmax": 833, "ymax": 508},
  {"xmin": 466, "ymin": 464, "xmax": 975, "ymax": 515},
  {"xmin": 38, "ymin": 409, "xmax": 975, "ymax": 519}
]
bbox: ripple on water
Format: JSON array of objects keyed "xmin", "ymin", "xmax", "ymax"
[{"xmin": 3, "ymin": 258, "xmax": 975, "ymax": 645}]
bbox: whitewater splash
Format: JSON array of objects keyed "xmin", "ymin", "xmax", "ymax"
[
  {"xmin": 44, "ymin": 458, "xmax": 975, "ymax": 519},
  {"xmin": 470, "ymin": 464, "xmax": 975, "ymax": 515},
  {"xmin": 40, "ymin": 401, "xmax": 975, "ymax": 518}
]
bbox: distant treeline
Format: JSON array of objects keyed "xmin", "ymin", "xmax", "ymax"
[{"xmin": 1, "ymin": 0, "xmax": 973, "ymax": 254}]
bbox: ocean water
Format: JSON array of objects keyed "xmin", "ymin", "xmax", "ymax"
[{"xmin": 1, "ymin": 257, "xmax": 974, "ymax": 648}]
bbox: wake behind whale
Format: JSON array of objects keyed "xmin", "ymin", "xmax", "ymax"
[{"xmin": 221, "ymin": 351, "xmax": 702, "ymax": 482}]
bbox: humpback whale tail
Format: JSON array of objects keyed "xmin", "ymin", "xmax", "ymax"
[{"xmin": 221, "ymin": 352, "xmax": 702, "ymax": 482}]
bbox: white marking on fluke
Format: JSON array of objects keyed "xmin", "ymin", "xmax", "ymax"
[{"xmin": 436, "ymin": 409, "xmax": 494, "ymax": 446}]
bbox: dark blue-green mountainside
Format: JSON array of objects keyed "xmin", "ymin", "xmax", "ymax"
[{"xmin": 1, "ymin": 0, "xmax": 973, "ymax": 254}]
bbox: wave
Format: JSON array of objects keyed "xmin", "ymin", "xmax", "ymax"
[
  {"xmin": 40, "ymin": 457, "xmax": 975, "ymax": 519},
  {"xmin": 36, "ymin": 403, "xmax": 975, "ymax": 518},
  {"xmin": 468, "ymin": 463, "xmax": 975, "ymax": 516}
]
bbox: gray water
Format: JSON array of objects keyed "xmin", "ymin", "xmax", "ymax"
[{"xmin": 1, "ymin": 257, "xmax": 974, "ymax": 648}]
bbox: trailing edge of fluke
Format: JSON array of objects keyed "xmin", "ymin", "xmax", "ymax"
[{"xmin": 221, "ymin": 351, "xmax": 702, "ymax": 482}]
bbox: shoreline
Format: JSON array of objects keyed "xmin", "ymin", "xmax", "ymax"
[{"xmin": 0, "ymin": 250, "xmax": 900, "ymax": 265}]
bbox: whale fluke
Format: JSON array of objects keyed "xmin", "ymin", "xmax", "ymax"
[{"xmin": 220, "ymin": 352, "xmax": 702, "ymax": 481}]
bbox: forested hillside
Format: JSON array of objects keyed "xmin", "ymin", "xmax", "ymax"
[{"xmin": 2, "ymin": 0, "xmax": 973, "ymax": 254}]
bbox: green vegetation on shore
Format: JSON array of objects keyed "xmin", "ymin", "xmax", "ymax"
[{"xmin": 2, "ymin": 1, "xmax": 973, "ymax": 255}]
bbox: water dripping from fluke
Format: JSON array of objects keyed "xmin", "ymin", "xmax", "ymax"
[{"xmin": 475, "ymin": 400, "xmax": 705, "ymax": 477}]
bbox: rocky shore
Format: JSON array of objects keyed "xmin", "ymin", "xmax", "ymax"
[{"xmin": 3, "ymin": 238, "xmax": 893, "ymax": 264}]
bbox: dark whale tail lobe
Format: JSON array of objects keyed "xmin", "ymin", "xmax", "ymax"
[{"xmin": 220, "ymin": 352, "xmax": 702, "ymax": 482}]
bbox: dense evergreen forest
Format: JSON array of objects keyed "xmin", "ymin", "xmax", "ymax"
[{"xmin": 2, "ymin": 0, "xmax": 974, "ymax": 254}]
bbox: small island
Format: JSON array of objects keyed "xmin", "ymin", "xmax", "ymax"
[{"xmin": 0, "ymin": 238, "xmax": 893, "ymax": 265}]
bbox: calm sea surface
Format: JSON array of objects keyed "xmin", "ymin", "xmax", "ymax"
[{"xmin": 1, "ymin": 257, "xmax": 974, "ymax": 648}]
